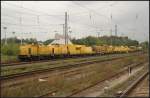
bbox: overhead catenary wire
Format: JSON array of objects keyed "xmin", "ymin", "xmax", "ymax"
[
  {"xmin": 2, "ymin": 6, "xmax": 106, "ymax": 31},
  {"xmin": 2, "ymin": 2, "xmax": 112, "ymax": 32},
  {"xmin": 72, "ymin": 1, "xmax": 114, "ymax": 24},
  {"xmin": 72, "ymin": 1, "xmax": 117, "ymax": 37},
  {"xmin": 2, "ymin": 2, "xmax": 64, "ymax": 16},
  {"xmin": 2, "ymin": 1, "xmax": 148, "ymax": 41}
]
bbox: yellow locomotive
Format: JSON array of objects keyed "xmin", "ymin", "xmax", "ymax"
[
  {"xmin": 18, "ymin": 44, "xmax": 94, "ymax": 60},
  {"xmin": 18, "ymin": 43, "xmax": 140, "ymax": 61}
]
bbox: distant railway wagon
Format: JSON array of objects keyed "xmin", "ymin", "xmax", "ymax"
[
  {"xmin": 18, "ymin": 44, "xmax": 141, "ymax": 61},
  {"xmin": 92, "ymin": 45, "xmax": 107, "ymax": 54},
  {"xmin": 106, "ymin": 45, "xmax": 114, "ymax": 54}
]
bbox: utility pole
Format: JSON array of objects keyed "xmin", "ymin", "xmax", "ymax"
[
  {"xmin": 110, "ymin": 13, "xmax": 113, "ymax": 46},
  {"xmin": 114, "ymin": 24, "xmax": 117, "ymax": 45},
  {"xmin": 20, "ymin": 2, "xmax": 23, "ymax": 45},
  {"xmin": 97, "ymin": 32, "xmax": 100, "ymax": 38},
  {"xmin": 115, "ymin": 24, "xmax": 117, "ymax": 36},
  {"xmin": 63, "ymin": 24, "xmax": 65, "ymax": 36},
  {"xmin": 3, "ymin": 27, "xmax": 7, "ymax": 45},
  {"xmin": 110, "ymin": 29, "xmax": 112, "ymax": 45},
  {"xmin": 20, "ymin": 16, "xmax": 22, "ymax": 45},
  {"xmin": 64, "ymin": 12, "xmax": 68, "ymax": 45}
]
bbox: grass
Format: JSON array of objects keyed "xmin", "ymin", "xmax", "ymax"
[
  {"xmin": 1, "ymin": 43, "xmax": 19, "ymax": 63},
  {"xmin": 1, "ymin": 53, "xmax": 135, "ymax": 76},
  {"xmin": 1, "ymin": 55, "xmax": 18, "ymax": 63},
  {"xmin": 1, "ymin": 54, "xmax": 148, "ymax": 97},
  {"xmin": 99, "ymin": 67, "xmax": 147, "ymax": 97}
]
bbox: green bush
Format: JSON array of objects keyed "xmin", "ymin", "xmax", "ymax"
[{"xmin": 1, "ymin": 43, "xmax": 19, "ymax": 56}]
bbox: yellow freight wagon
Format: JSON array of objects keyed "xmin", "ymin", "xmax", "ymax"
[
  {"xmin": 129, "ymin": 46, "xmax": 138, "ymax": 52},
  {"xmin": 19, "ymin": 44, "xmax": 38, "ymax": 60},
  {"xmin": 123, "ymin": 46, "xmax": 130, "ymax": 53},
  {"xmin": 52, "ymin": 45, "xmax": 61, "ymax": 55},
  {"xmin": 106, "ymin": 45, "xmax": 114, "ymax": 54},
  {"xmin": 38, "ymin": 45, "xmax": 51, "ymax": 56},
  {"xmin": 67, "ymin": 44, "xmax": 87, "ymax": 55},
  {"xmin": 114, "ymin": 46, "xmax": 120, "ymax": 53},
  {"xmin": 81, "ymin": 46, "xmax": 93, "ymax": 54},
  {"xmin": 92, "ymin": 45, "xmax": 106, "ymax": 54},
  {"xmin": 120, "ymin": 46, "xmax": 130, "ymax": 53},
  {"xmin": 75, "ymin": 45, "xmax": 83, "ymax": 55},
  {"xmin": 59, "ymin": 45, "xmax": 68, "ymax": 55},
  {"xmin": 47, "ymin": 45, "xmax": 55, "ymax": 56},
  {"xmin": 20, "ymin": 44, "xmax": 38, "ymax": 56},
  {"xmin": 51, "ymin": 44, "xmax": 68, "ymax": 56},
  {"xmin": 67, "ymin": 45, "xmax": 76, "ymax": 55},
  {"xmin": 19, "ymin": 45, "xmax": 30, "ymax": 56}
]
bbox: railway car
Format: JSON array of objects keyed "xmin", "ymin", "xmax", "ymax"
[
  {"xmin": 119, "ymin": 46, "xmax": 125, "ymax": 53},
  {"xmin": 67, "ymin": 44, "xmax": 93, "ymax": 56},
  {"xmin": 74, "ymin": 45, "xmax": 82, "ymax": 55},
  {"xmin": 123, "ymin": 46, "xmax": 130, "ymax": 53},
  {"xmin": 137, "ymin": 47, "xmax": 142, "ymax": 51},
  {"xmin": 80, "ymin": 45, "xmax": 93, "ymax": 55},
  {"xmin": 18, "ymin": 44, "xmax": 38, "ymax": 60},
  {"xmin": 18, "ymin": 43, "xmax": 140, "ymax": 61},
  {"xmin": 129, "ymin": 46, "xmax": 138, "ymax": 52},
  {"xmin": 38, "ymin": 45, "xmax": 52, "ymax": 59},
  {"xmin": 114, "ymin": 46, "xmax": 122, "ymax": 53},
  {"xmin": 67, "ymin": 44, "xmax": 79, "ymax": 55},
  {"xmin": 51, "ymin": 44, "xmax": 68, "ymax": 57},
  {"xmin": 106, "ymin": 45, "xmax": 114, "ymax": 54},
  {"xmin": 92, "ymin": 45, "xmax": 107, "ymax": 54}
]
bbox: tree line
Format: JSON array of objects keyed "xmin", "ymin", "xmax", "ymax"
[{"xmin": 71, "ymin": 36, "xmax": 140, "ymax": 46}]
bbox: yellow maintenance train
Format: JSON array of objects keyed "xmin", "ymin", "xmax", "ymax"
[{"xmin": 18, "ymin": 44, "xmax": 141, "ymax": 61}]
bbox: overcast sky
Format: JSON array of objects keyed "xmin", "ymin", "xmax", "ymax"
[{"xmin": 1, "ymin": 1, "xmax": 149, "ymax": 42}]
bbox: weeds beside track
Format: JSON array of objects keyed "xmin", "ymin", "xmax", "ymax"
[
  {"xmin": 1, "ymin": 55, "xmax": 136, "ymax": 81},
  {"xmin": 41, "ymin": 62, "xmax": 148, "ymax": 97},
  {"xmin": 119, "ymin": 71, "xmax": 149, "ymax": 97},
  {"xmin": 1, "ymin": 52, "xmax": 143, "ymax": 67}
]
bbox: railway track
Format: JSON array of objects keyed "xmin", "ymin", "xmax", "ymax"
[
  {"xmin": 1, "ymin": 54, "xmax": 110, "ymax": 66},
  {"xmin": 39, "ymin": 61, "xmax": 147, "ymax": 97},
  {"xmin": 119, "ymin": 71, "xmax": 149, "ymax": 97},
  {"xmin": 1, "ymin": 55, "xmax": 136, "ymax": 81},
  {"xmin": 1, "ymin": 57, "xmax": 79, "ymax": 67},
  {"xmin": 38, "ymin": 90, "xmax": 58, "ymax": 97},
  {"xmin": 1, "ymin": 52, "xmax": 142, "ymax": 67}
]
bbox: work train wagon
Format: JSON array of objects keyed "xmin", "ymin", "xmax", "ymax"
[
  {"xmin": 18, "ymin": 44, "xmax": 141, "ymax": 61},
  {"xmin": 18, "ymin": 44, "xmax": 94, "ymax": 61}
]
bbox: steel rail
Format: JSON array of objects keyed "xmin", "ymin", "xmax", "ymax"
[
  {"xmin": 119, "ymin": 71, "xmax": 149, "ymax": 97},
  {"xmin": 1, "ymin": 55, "xmax": 138, "ymax": 81},
  {"xmin": 66, "ymin": 62, "xmax": 147, "ymax": 97},
  {"xmin": 40, "ymin": 62, "xmax": 147, "ymax": 97},
  {"xmin": 1, "ymin": 52, "xmax": 142, "ymax": 67}
]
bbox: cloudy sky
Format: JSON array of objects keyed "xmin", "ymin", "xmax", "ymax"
[{"xmin": 1, "ymin": 1, "xmax": 149, "ymax": 42}]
